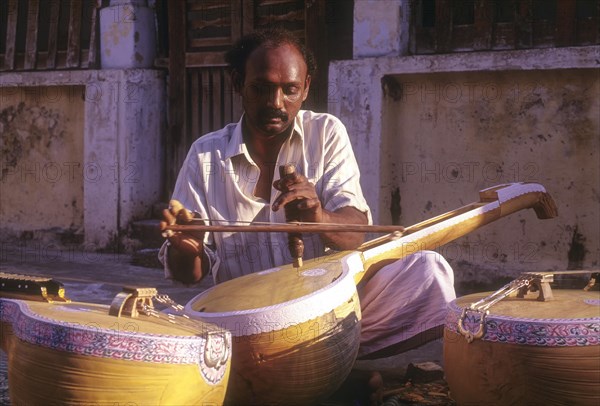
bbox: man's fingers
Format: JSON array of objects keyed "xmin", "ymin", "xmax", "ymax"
[
  {"xmin": 273, "ymin": 192, "xmax": 320, "ymax": 213},
  {"xmin": 284, "ymin": 171, "xmax": 302, "ymax": 183},
  {"xmin": 169, "ymin": 199, "xmax": 194, "ymax": 223},
  {"xmin": 169, "ymin": 199, "xmax": 185, "ymax": 213},
  {"xmin": 176, "ymin": 210, "xmax": 194, "ymax": 224},
  {"xmin": 169, "ymin": 233, "xmax": 203, "ymax": 256},
  {"xmin": 273, "ymin": 181, "xmax": 318, "ymax": 208},
  {"xmin": 273, "ymin": 192, "xmax": 293, "ymax": 210},
  {"xmin": 162, "ymin": 208, "xmax": 177, "ymax": 225},
  {"xmin": 273, "ymin": 172, "xmax": 306, "ymax": 191},
  {"xmin": 297, "ymin": 197, "xmax": 321, "ymax": 210}
]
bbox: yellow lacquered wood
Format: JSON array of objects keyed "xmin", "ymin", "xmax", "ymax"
[
  {"xmin": 191, "ymin": 251, "xmax": 349, "ymax": 312},
  {"xmin": 193, "ymin": 203, "xmax": 494, "ymax": 312},
  {"xmin": 444, "ymin": 330, "xmax": 600, "ymax": 406},
  {"xmin": 0, "ymin": 321, "xmax": 15, "ymax": 355},
  {"xmin": 357, "ymin": 203, "xmax": 498, "ymax": 285},
  {"xmin": 185, "ymin": 183, "xmax": 559, "ymax": 405},
  {"xmin": 193, "ymin": 186, "xmax": 558, "ymax": 312},
  {"xmin": 445, "ymin": 289, "xmax": 600, "ymax": 406},
  {"xmin": 8, "ymin": 338, "xmax": 228, "ymax": 405},
  {"xmin": 356, "ymin": 187, "xmax": 557, "ymax": 285},
  {"xmin": 2, "ymin": 299, "xmax": 231, "ymax": 405},
  {"xmin": 225, "ymin": 292, "xmax": 361, "ymax": 405}
]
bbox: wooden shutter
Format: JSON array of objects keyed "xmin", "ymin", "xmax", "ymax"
[
  {"xmin": 411, "ymin": 0, "xmax": 599, "ymax": 54},
  {"xmin": 0, "ymin": 0, "xmax": 100, "ymax": 71}
]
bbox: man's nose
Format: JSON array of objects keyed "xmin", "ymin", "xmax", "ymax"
[{"xmin": 266, "ymin": 87, "xmax": 284, "ymax": 109}]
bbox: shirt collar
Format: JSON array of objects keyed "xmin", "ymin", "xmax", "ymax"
[
  {"xmin": 224, "ymin": 112, "xmax": 305, "ymax": 161},
  {"xmin": 224, "ymin": 115, "xmax": 246, "ymax": 161}
]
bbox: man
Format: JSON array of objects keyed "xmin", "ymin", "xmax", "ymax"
[{"xmin": 160, "ymin": 28, "xmax": 455, "ymax": 403}]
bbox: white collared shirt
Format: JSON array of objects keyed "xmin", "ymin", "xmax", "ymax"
[{"xmin": 161, "ymin": 110, "xmax": 371, "ymax": 284}]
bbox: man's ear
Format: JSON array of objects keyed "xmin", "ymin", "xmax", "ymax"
[
  {"xmin": 302, "ymin": 75, "xmax": 312, "ymax": 102},
  {"xmin": 231, "ymin": 70, "xmax": 243, "ymax": 94}
]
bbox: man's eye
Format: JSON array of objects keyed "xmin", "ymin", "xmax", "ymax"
[
  {"xmin": 249, "ymin": 84, "xmax": 266, "ymax": 94},
  {"xmin": 285, "ymin": 86, "xmax": 300, "ymax": 95}
]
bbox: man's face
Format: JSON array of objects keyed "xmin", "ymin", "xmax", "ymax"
[{"xmin": 240, "ymin": 43, "xmax": 311, "ymax": 139}]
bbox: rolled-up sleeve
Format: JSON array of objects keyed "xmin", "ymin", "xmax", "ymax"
[
  {"xmin": 158, "ymin": 240, "xmax": 220, "ymax": 282},
  {"xmin": 157, "ymin": 143, "xmax": 222, "ymax": 282},
  {"xmin": 320, "ymin": 120, "xmax": 372, "ymax": 224}
]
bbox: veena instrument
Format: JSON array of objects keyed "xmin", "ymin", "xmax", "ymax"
[
  {"xmin": 184, "ymin": 182, "xmax": 558, "ymax": 405},
  {"xmin": 444, "ymin": 271, "xmax": 600, "ymax": 405},
  {"xmin": 0, "ymin": 276, "xmax": 232, "ymax": 405}
]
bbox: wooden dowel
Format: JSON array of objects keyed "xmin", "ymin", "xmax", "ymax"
[
  {"xmin": 160, "ymin": 222, "xmax": 405, "ymax": 235},
  {"xmin": 280, "ymin": 164, "xmax": 304, "ymax": 268}
]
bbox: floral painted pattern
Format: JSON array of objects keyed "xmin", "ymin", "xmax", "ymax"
[
  {"xmin": 0, "ymin": 299, "xmax": 230, "ymax": 385},
  {"xmin": 446, "ymin": 300, "xmax": 600, "ymax": 346}
]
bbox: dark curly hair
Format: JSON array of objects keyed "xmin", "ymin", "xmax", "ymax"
[{"xmin": 225, "ymin": 27, "xmax": 317, "ymax": 91}]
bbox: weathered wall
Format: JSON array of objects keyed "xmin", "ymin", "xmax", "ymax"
[
  {"xmin": 329, "ymin": 47, "xmax": 599, "ymax": 287},
  {"xmin": 1, "ymin": 86, "xmax": 85, "ymax": 236},
  {"xmin": 353, "ymin": 0, "xmax": 408, "ymax": 58},
  {"xmin": 0, "ymin": 70, "xmax": 166, "ymax": 249},
  {"xmin": 380, "ymin": 68, "xmax": 599, "ymax": 286}
]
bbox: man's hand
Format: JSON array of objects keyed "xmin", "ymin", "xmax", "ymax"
[
  {"xmin": 272, "ymin": 171, "xmax": 368, "ymax": 250},
  {"xmin": 272, "ymin": 171, "xmax": 323, "ymax": 223},
  {"xmin": 161, "ymin": 200, "xmax": 207, "ymax": 284},
  {"xmin": 162, "ymin": 200, "xmax": 204, "ymax": 256}
]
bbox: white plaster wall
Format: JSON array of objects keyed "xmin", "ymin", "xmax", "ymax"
[
  {"xmin": 381, "ymin": 69, "xmax": 599, "ymax": 285},
  {"xmin": 0, "ymin": 86, "xmax": 84, "ymax": 233},
  {"xmin": 353, "ymin": 0, "xmax": 408, "ymax": 58},
  {"xmin": 83, "ymin": 70, "xmax": 165, "ymax": 248},
  {"xmin": 0, "ymin": 70, "xmax": 166, "ymax": 249},
  {"xmin": 99, "ymin": 0, "xmax": 157, "ymax": 68},
  {"xmin": 329, "ymin": 46, "xmax": 600, "ymax": 285}
]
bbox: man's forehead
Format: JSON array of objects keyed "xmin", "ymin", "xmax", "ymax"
[{"xmin": 245, "ymin": 43, "xmax": 307, "ymax": 76}]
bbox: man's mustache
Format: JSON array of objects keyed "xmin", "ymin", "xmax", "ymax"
[{"xmin": 259, "ymin": 109, "xmax": 288, "ymax": 122}]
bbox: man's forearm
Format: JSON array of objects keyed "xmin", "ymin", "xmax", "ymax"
[
  {"xmin": 167, "ymin": 245, "xmax": 208, "ymax": 284},
  {"xmin": 320, "ymin": 206, "xmax": 368, "ymax": 250}
]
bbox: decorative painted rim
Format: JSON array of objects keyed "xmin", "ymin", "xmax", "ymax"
[
  {"xmin": 184, "ymin": 251, "xmax": 362, "ymax": 336},
  {"xmin": 445, "ymin": 300, "xmax": 600, "ymax": 347},
  {"xmin": 0, "ymin": 298, "xmax": 231, "ymax": 385}
]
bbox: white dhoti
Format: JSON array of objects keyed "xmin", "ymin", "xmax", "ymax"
[{"xmin": 357, "ymin": 251, "xmax": 456, "ymax": 358}]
